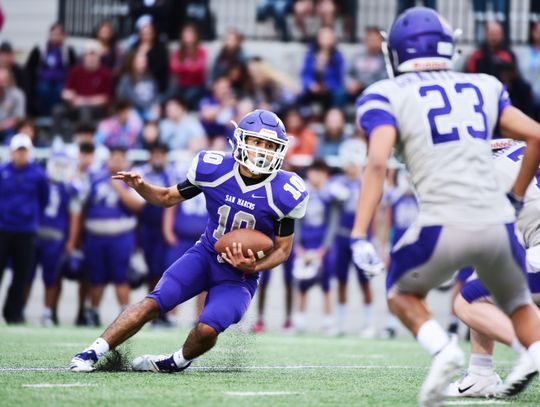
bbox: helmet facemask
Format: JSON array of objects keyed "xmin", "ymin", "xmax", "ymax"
[{"xmin": 232, "ymin": 127, "xmax": 289, "ymax": 175}]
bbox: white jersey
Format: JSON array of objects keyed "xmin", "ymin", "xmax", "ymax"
[
  {"xmin": 357, "ymin": 71, "xmax": 514, "ymax": 225},
  {"xmin": 493, "ymin": 142, "xmax": 540, "ymax": 248}
]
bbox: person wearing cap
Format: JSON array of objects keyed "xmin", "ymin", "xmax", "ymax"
[
  {"xmin": 0, "ymin": 65, "xmax": 26, "ymax": 141},
  {"xmin": 56, "ymin": 40, "xmax": 112, "ymax": 135},
  {"xmin": 0, "ymin": 134, "xmax": 49, "ymax": 324}
]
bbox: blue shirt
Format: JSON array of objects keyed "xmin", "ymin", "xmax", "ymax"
[{"xmin": 0, "ymin": 162, "xmax": 49, "ymax": 233}]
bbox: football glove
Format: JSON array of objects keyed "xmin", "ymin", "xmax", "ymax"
[
  {"xmin": 506, "ymin": 191, "xmax": 524, "ymax": 218},
  {"xmin": 350, "ymin": 237, "xmax": 385, "ymax": 278}
]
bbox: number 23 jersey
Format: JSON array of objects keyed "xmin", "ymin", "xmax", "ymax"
[
  {"xmin": 185, "ymin": 151, "xmax": 309, "ymax": 253},
  {"xmin": 357, "ymin": 71, "xmax": 514, "ymax": 225}
]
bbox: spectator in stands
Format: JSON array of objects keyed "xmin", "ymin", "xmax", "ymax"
[
  {"xmin": 25, "ymin": 22, "xmax": 77, "ymax": 116},
  {"xmin": 0, "ymin": 66, "xmax": 26, "ymax": 142},
  {"xmin": 15, "ymin": 119, "xmax": 39, "ymax": 146},
  {"xmin": 519, "ymin": 21, "xmax": 540, "ymax": 120},
  {"xmin": 82, "ymin": 147, "xmax": 143, "ymax": 325},
  {"xmin": 0, "ymin": 134, "xmax": 49, "ymax": 324},
  {"xmin": 95, "ymin": 100, "xmax": 143, "ymax": 149},
  {"xmin": 116, "ymin": 52, "xmax": 160, "ymax": 121},
  {"xmin": 130, "ymin": 15, "xmax": 169, "ymax": 93},
  {"xmin": 72, "ymin": 122, "xmax": 96, "ymax": 145},
  {"xmin": 169, "ymin": 23, "xmax": 207, "ymax": 110},
  {"xmin": 141, "ymin": 120, "xmax": 160, "ymax": 149},
  {"xmin": 211, "ymin": 29, "xmax": 246, "ymax": 81},
  {"xmin": 0, "ymin": 41, "xmax": 25, "ymax": 91},
  {"xmin": 256, "ymin": 0, "xmax": 294, "ymax": 42},
  {"xmin": 293, "ymin": 0, "xmax": 336, "ymax": 41},
  {"xmin": 498, "ymin": 60, "xmax": 534, "ymax": 118},
  {"xmin": 246, "ymin": 57, "xmax": 299, "ymax": 113},
  {"xmin": 346, "ymin": 27, "xmax": 387, "ymax": 103},
  {"xmin": 335, "ymin": 0, "xmax": 358, "ymax": 42},
  {"xmin": 129, "ymin": 0, "xmax": 173, "ymax": 41},
  {"xmin": 159, "ymin": 96, "xmax": 206, "ymax": 152},
  {"xmin": 228, "ymin": 62, "xmax": 253, "ymax": 100},
  {"xmin": 199, "ymin": 76, "xmax": 235, "ymax": 150},
  {"xmin": 94, "ymin": 20, "xmax": 122, "ymax": 77},
  {"xmin": 299, "ymin": 26, "xmax": 345, "ymax": 115},
  {"xmin": 58, "ymin": 40, "xmax": 112, "ymax": 130},
  {"xmin": 471, "ymin": 0, "xmax": 509, "ymax": 43},
  {"xmin": 465, "ymin": 20, "xmax": 515, "ymax": 79},
  {"xmin": 173, "ymin": 0, "xmax": 216, "ymax": 40},
  {"xmin": 283, "ymin": 107, "xmax": 318, "ymax": 168},
  {"xmin": 316, "ymin": 107, "xmax": 346, "ymax": 160}
]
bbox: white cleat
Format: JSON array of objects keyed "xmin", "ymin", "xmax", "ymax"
[
  {"xmin": 132, "ymin": 354, "xmax": 191, "ymax": 373},
  {"xmin": 492, "ymin": 351, "xmax": 537, "ymax": 397},
  {"xmin": 69, "ymin": 350, "xmax": 98, "ymax": 372},
  {"xmin": 419, "ymin": 335, "xmax": 464, "ymax": 407},
  {"xmin": 359, "ymin": 325, "xmax": 377, "ymax": 339},
  {"xmin": 445, "ymin": 369, "xmax": 502, "ymax": 397}
]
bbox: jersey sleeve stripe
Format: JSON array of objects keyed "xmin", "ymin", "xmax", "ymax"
[
  {"xmin": 358, "ymin": 109, "xmax": 398, "ymax": 138},
  {"xmin": 355, "ymin": 93, "xmax": 391, "ymax": 108},
  {"xmin": 356, "ymin": 100, "xmax": 394, "ymax": 118},
  {"xmin": 497, "ymin": 84, "xmax": 511, "ymax": 121}
]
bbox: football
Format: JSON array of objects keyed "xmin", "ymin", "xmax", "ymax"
[{"xmin": 214, "ymin": 229, "xmax": 274, "ymax": 260}]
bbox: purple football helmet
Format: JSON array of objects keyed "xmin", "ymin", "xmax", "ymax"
[
  {"xmin": 386, "ymin": 7, "xmax": 455, "ymax": 75},
  {"xmin": 231, "ymin": 109, "xmax": 289, "ymax": 174}
]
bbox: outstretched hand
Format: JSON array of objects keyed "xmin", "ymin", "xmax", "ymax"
[
  {"xmin": 221, "ymin": 242, "xmax": 257, "ymax": 273},
  {"xmin": 112, "ymin": 171, "xmax": 144, "ymax": 189}
]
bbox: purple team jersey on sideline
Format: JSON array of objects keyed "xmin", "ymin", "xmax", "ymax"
[
  {"xmin": 148, "ymin": 151, "xmax": 308, "ymax": 332},
  {"xmin": 390, "ymin": 191, "xmax": 419, "ymax": 246}
]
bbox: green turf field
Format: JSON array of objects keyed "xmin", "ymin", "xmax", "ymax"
[{"xmin": 1, "ymin": 325, "xmax": 539, "ymax": 407}]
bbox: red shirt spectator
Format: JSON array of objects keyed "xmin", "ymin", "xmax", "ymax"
[
  {"xmin": 65, "ymin": 64, "xmax": 112, "ymax": 97},
  {"xmin": 170, "ymin": 47, "xmax": 206, "ymax": 88}
]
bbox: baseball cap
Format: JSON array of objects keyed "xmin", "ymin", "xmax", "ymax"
[{"xmin": 10, "ymin": 133, "xmax": 33, "ymax": 151}]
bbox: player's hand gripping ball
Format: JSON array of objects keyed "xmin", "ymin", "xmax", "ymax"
[{"xmin": 215, "ymin": 229, "xmax": 274, "ymax": 272}]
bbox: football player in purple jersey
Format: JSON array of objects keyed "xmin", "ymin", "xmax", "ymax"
[
  {"xmin": 70, "ymin": 109, "xmax": 309, "ymax": 373},
  {"xmin": 24, "ymin": 152, "xmax": 81, "ymax": 326}
]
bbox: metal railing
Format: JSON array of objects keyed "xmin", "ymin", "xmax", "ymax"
[{"xmin": 58, "ymin": 0, "xmax": 533, "ymax": 44}]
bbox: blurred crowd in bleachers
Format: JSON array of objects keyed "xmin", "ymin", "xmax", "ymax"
[{"xmin": 1, "ymin": 0, "xmax": 540, "ymax": 334}]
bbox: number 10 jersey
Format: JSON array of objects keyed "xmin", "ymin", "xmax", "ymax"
[
  {"xmin": 185, "ymin": 151, "xmax": 309, "ymax": 253},
  {"xmin": 356, "ymin": 71, "xmax": 514, "ymax": 225}
]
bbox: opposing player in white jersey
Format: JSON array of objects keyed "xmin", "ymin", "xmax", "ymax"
[
  {"xmin": 350, "ymin": 7, "xmax": 540, "ymax": 407},
  {"xmin": 446, "ymin": 140, "xmax": 540, "ymax": 398}
]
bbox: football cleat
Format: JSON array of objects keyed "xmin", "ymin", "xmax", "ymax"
[
  {"xmin": 445, "ymin": 370, "xmax": 502, "ymax": 397},
  {"xmin": 131, "ymin": 354, "xmax": 191, "ymax": 373},
  {"xmin": 70, "ymin": 350, "xmax": 98, "ymax": 372},
  {"xmin": 419, "ymin": 335, "xmax": 464, "ymax": 407},
  {"xmin": 493, "ymin": 352, "xmax": 537, "ymax": 397}
]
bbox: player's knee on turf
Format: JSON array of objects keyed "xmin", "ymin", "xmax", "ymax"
[{"xmin": 196, "ymin": 322, "xmax": 219, "ymax": 340}]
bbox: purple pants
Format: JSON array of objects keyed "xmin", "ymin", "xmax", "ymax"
[
  {"xmin": 333, "ymin": 236, "xmax": 369, "ymax": 284},
  {"xmin": 140, "ymin": 226, "xmax": 168, "ymax": 279},
  {"xmin": 148, "ymin": 242, "xmax": 258, "ymax": 333},
  {"xmin": 165, "ymin": 239, "xmax": 198, "ymax": 269},
  {"xmin": 84, "ymin": 232, "xmax": 135, "ymax": 285},
  {"xmin": 28, "ymin": 238, "xmax": 64, "ymax": 288}
]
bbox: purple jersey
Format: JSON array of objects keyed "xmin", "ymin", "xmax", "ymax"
[
  {"xmin": 186, "ymin": 151, "xmax": 309, "ymax": 253},
  {"xmin": 136, "ymin": 163, "xmax": 172, "ymax": 228},
  {"xmin": 328, "ymin": 175, "xmax": 364, "ymax": 237},
  {"xmin": 299, "ymin": 184, "xmax": 332, "ymax": 249},
  {"xmin": 174, "ymin": 193, "xmax": 208, "ymax": 240},
  {"xmin": 39, "ymin": 180, "xmax": 79, "ymax": 239}
]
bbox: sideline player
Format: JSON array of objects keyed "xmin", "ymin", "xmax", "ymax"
[
  {"xmin": 70, "ymin": 109, "xmax": 308, "ymax": 372},
  {"xmin": 350, "ymin": 7, "xmax": 540, "ymax": 406},
  {"xmin": 447, "ymin": 140, "xmax": 540, "ymax": 398}
]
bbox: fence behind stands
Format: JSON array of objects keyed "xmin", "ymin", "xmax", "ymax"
[{"xmin": 58, "ymin": 0, "xmax": 533, "ymax": 44}]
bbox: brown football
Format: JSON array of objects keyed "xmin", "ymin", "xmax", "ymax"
[{"xmin": 215, "ymin": 229, "xmax": 274, "ymax": 260}]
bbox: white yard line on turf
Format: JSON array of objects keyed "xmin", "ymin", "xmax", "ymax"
[
  {"xmin": 445, "ymin": 401, "xmax": 510, "ymax": 405},
  {"xmin": 22, "ymin": 383, "xmax": 95, "ymax": 388},
  {"xmin": 225, "ymin": 391, "xmax": 300, "ymax": 396},
  {"xmin": 0, "ymin": 364, "xmax": 425, "ymax": 372}
]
